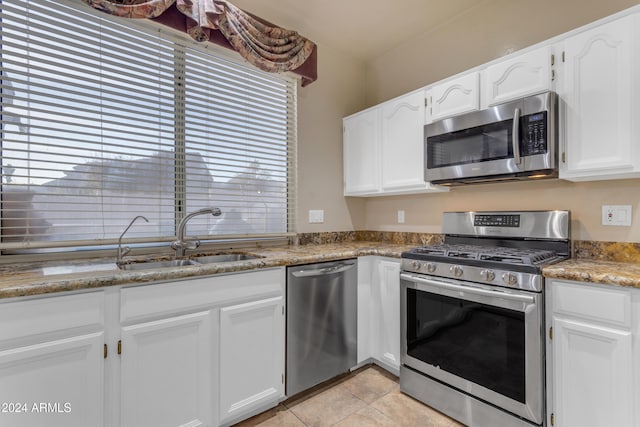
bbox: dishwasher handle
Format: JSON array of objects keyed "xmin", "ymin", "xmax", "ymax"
[{"xmin": 290, "ymin": 261, "xmax": 356, "ymax": 278}]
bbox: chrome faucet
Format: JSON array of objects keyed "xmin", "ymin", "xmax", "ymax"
[
  {"xmin": 172, "ymin": 207, "xmax": 222, "ymax": 258},
  {"xmin": 117, "ymin": 215, "xmax": 149, "ymax": 265}
]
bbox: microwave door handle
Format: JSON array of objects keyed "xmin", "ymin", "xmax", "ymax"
[{"xmin": 512, "ymin": 107, "xmax": 521, "ymax": 165}]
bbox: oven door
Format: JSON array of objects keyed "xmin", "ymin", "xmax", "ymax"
[{"xmin": 400, "ymin": 272, "xmax": 544, "ymax": 425}]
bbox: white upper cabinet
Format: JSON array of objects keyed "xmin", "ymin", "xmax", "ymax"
[
  {"xmin": 343, "ymin": 90, "xmax": 447, "ymax": 197},
  {"xmin": 481, "ymin": 45, "xmax": 554, "ymax": 108},
  {"xmin": 429, "ymin": 71, "xmax": 480, "ymax": 122},
  {"xmin": 380, "ymin": 91, "xmax": 429, "ymax": 191},
  {"xmin": 343, "ymin": 108, "xmax": 380, "ymax": 195},
  {"xmin": 558, "ymin": 13, "xmax": 640, "ymax": 181},
  {"xmin": 345, "ymin": 5, "xmax": 640, "ymax": 190}
]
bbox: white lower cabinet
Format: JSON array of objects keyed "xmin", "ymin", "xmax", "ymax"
[
  {"xmin": 0, "ymin": 268, "xmax": 285, "ymax": 427},
  {"xmin": 374, "ymin": 259, "xmax": 401, "ymax": 372},
  {"xmin": 219, "ymin": 296, "xmax": 284, "ymax": 425},
  {"xmin": 357, "ymin": 257, "xmax": 374, "ymax": 364},
  {"xmin": 0, "ymin": 292, "xmax": 106, "ymax": 427},
  {"xmin": 357, "ymin": 256, "xmax": 401, "ymax": 375},
  {"xmin": 119, "ymin": 268, "xmax": 285, "ymax": 427},
  {"xmin": 547, "ymin": 279, "xmax": 635, "ymax": 427},
  {"xmin": 120, "ymin": 311, "xmax": 214, "ymax": 427}
]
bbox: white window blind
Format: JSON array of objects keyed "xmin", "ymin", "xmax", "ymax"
[{"xmin": 0, "ymin": 0, "xmax": 297, "ymax": 252}]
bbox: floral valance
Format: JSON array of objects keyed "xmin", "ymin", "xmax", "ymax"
[{"xmin": 83, "ymin": 0, "xmax": 318, "ymax": 86}]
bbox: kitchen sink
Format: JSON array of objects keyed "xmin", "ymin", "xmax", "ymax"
[
  {"xmin": 117, "ymin": 259, "xmax": 199, "ymax": 271},
  {"xmin": 191, "ymin": 253, "xmax": 263, "ymax": 264},
  {"xmin": 116, "ymin": 253, "xmax": 263, "ymax": 271}
]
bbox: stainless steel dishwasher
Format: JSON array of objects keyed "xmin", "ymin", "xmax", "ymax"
[{"xmin": 286, "ymin": 259, "xmax": 357, "ymax": 397}]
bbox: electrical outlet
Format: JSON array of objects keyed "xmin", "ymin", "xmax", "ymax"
[
  {"xmin": 397, "ymin": 210, "xmax": 405, "ymax": 224},
  {"xmin": 602, "ymin": 205, "xmax": 632, "ymax": 226},
  {"xmin": 308, "ymin": 210, "xmax": 324, "ymax": 224}
]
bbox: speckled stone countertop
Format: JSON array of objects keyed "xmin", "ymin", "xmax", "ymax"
[
  {"xmin": 543, "ymin": 259, "xmax": 640, "ymax": 289},
  {"xmin": 4, "ymin": 236, "xmax": 640, "ymax": 299},
  {"xmin": 543, "ymin": 240, "xmax": 640, "ymax": 288},
  {"xmin": 0, "ymin": 242, "xmax": 413, "ymax": 299}
]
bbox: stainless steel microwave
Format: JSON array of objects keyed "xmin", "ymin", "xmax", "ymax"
[{"xmin": 424, "ymin": 91, "xmax": 557, "ymax": 185}]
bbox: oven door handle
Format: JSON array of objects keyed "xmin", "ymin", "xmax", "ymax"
[{"xmin": 400, "ymin": 273, "xmax": 535, "ymax": 304}]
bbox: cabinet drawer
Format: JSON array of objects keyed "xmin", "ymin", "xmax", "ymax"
[
  {"xmin": 0, "ymin": 291, "xmax": 105, "ymax": 347},
  {"xmin": 120, "ymin": 268, "xmax": 284, "ymax": 324},
  {"xmin": 551, "ymin": 280, "xmax": 631, "ymax": 328}
]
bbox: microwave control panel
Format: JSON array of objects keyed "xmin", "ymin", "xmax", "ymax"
[{"xmin": 521, "ymin": 111, "xmax": 547, "ymax": 155}]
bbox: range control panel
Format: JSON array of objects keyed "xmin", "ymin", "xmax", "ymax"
[{"xmin": 474, "ymin": 214, "xmax": 521, "ymax": 228}]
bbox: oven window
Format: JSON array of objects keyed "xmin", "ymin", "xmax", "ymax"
[
  {"xmin": 406, "ymin": 288, "xmax": 525, "ymax": 403},
  {"xmin": 427, "ymin": 119, "xmax": 513, "ymax": 168}
]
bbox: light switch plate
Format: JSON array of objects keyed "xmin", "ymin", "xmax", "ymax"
[
  {"xmin": 397, "ymin": 210, "xmax": 405, "ymax": 224},
  {"xmin": 602, "ymin": 205, "xmax": 632, "ymax": 226},
  {"xmin": 308, "ymin": 209, "xmax": 324, "ymax": 224}
]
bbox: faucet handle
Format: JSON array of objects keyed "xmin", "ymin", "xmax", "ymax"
[
  {"xmin": 171, "ymin": 240, "xmax": 200, "ymax": 251},
  {"xmin": 186, "ymin": 240, "xmax": 201, "ymax": 250}
]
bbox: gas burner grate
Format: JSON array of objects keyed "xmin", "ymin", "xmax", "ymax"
[{"xmin": 410, "ymin": 244, "xmax": 558, "ymax": 266}]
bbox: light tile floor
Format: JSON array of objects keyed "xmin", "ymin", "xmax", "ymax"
[{"xmin": 234, "ymin": 365, "xmax": 465, "ymax": 427}]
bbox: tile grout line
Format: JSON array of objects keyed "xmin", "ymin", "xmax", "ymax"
[
  {"xmin": 237, "ymin": 366, "xmax": 461, "ymax": 427},
  {"xmin": 328, "ymin": 387, "xmax": 368, "ymax": 427}
]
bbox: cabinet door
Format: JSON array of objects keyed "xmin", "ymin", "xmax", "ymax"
[
  {"xmin": 343, "ymin": 109, "xmax": 380, "ymax": 195},
  {"xmin": 552, "ymin": 317, "xmax": 633, "ymax": 427},
  {"xmin": 357, "ymin": 257, "xmax": 374, "ymax": 364},
  {"xmin": 0, "ymin": 333, "xmax": 104, "ymax": 427},
  {"xmin": 120, "ymin": 311, "xmax": 213, "ymax": 427},
  {"xmin": 219, "ymin": 296, "xmax": 284, "ymax": 425},
  {"xmin": 375, "ymin": 259, "xmax": 401, "ymax": 372},
  {"xmin": 482, "ymin": 46, "xmax": 552, "ymax": 108},
  {"xmin": 430, "ymin": 72, "xmax": 479, "ymax": 121},
  {"xmin": 380, "ymin": 91, "xmax": 427, "ymax": 191},
  {"xmin": 560, "ymin": 14, "xmax": 640, "ymax": 180}
]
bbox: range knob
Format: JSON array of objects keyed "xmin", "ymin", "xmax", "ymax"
[
  {"xmin": 480, "ymin": 269, "xmax": 495, "ymax": 282},
  {"xmin": 411, "ymin": 261, "xmax": 421, "ymax": 271},
  {"xmin": 426, "ymin": 263, "xmax": 437, "ymax": 273},
  {"xmin": 502, "ymin": 272, "xmax": 518, "ymax": 286},
  {"xmin": 450, "ymin": 265, "xmax": 463, "ymax": 278}
]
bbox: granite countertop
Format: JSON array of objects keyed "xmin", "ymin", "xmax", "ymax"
[
  {"xmin": 0, "ymin": 242, "xmax": 413, "ymax": 299},
  {"xmin": 543, "ymin": 259, "xmax": 640, "ymax": 288},
  {"xmin": 4, "ymin": 240, "xmax": 640, "ymax": 300}
]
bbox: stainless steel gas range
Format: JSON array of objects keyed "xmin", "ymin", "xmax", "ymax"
[{"xmin": 400, "ymin": 210, "xmax": 570, "ymax": 427}]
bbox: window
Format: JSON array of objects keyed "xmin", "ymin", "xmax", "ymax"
[{"xmin": 0, "ymin": 0, "xmax": 297, "ymax": 253}]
